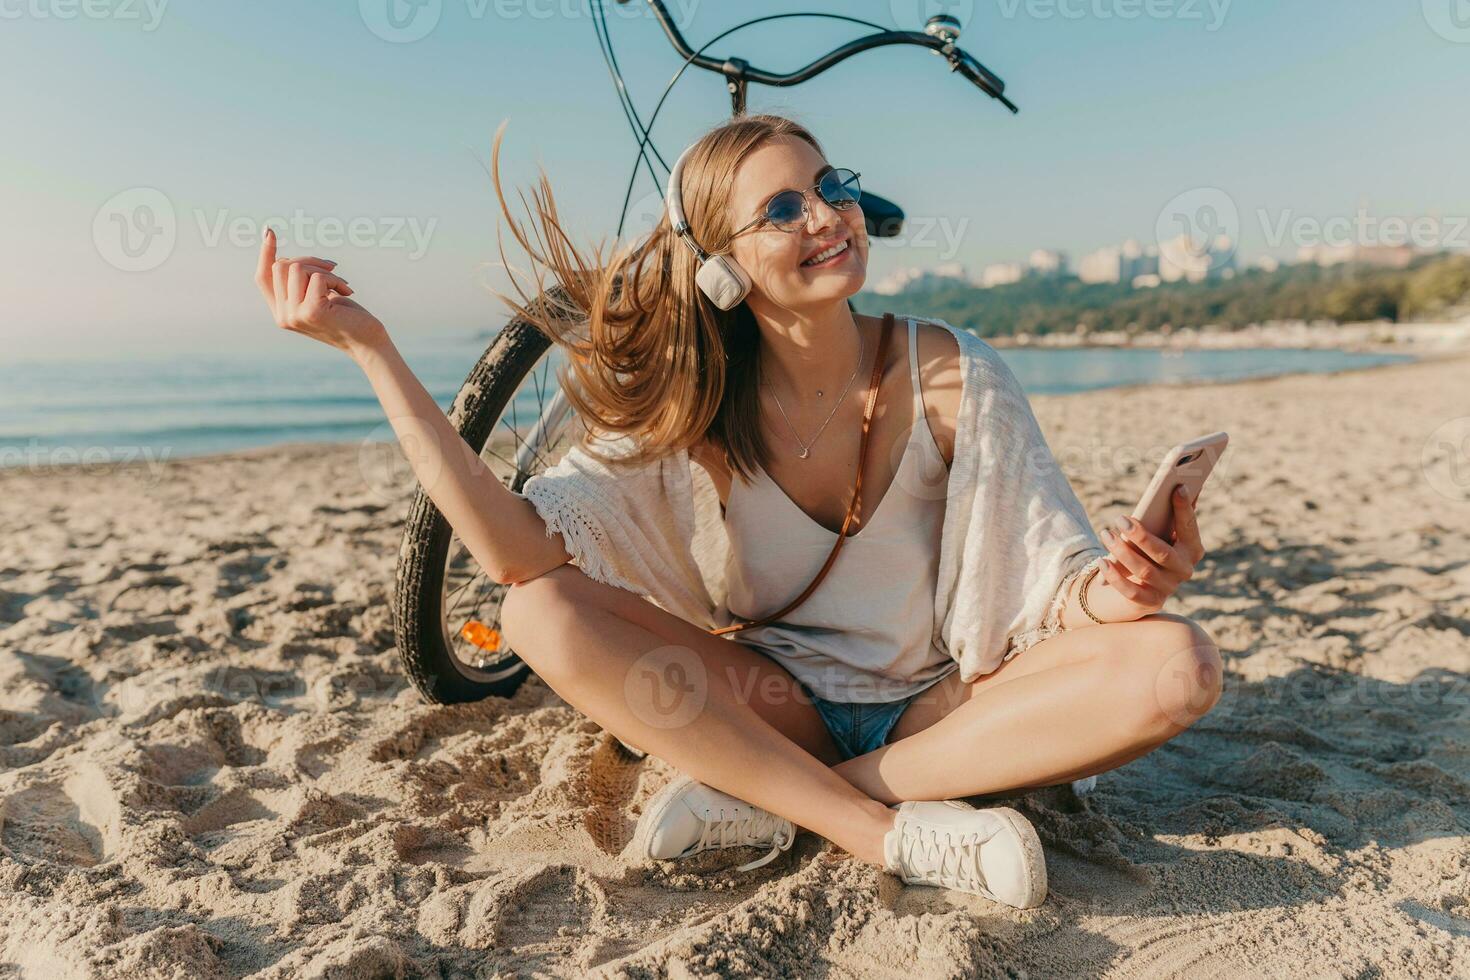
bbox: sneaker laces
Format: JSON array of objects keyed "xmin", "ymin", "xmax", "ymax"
[
  {"xmin": 689, "ymin": 804, "xmax": 795, "ymax": 872},
  {"xmin": 893, "ymin": 824, "xmax": 993, "ymax": 893}
]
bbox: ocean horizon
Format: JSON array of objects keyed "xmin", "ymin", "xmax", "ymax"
[{"xmin": 0, "ymin": 334, "xmax": 1414, "ymax": 469}]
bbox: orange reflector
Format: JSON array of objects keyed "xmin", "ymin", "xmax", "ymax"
[{"xmin": 459, "ymin": 620, "xmax": 502, "ymax": 652}]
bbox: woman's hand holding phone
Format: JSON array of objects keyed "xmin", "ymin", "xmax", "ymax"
[
  {"xmin": 255, "ymin": 227, "xmax": 388, "ymax": 359},
  {"xmin": 1096, "ymin": 484, "xmax": 1206, "ymax": 618}
]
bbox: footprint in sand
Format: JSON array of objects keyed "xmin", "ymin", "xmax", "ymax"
[
  {"xmin": 0, "ymin": 767, "xmax": 119, "ymax": 867},
  {"xmin": 468, "ymin": 864, "xmax": 608, "ymax": 968}
]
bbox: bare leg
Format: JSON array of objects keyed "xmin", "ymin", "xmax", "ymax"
[
  {"xmin": 499, "ymin": 563, "xmax": 895, "ymax": 864},
  {"xmin": 832, "ymin": 613, "xmax": 1223, "ymax": 805}
]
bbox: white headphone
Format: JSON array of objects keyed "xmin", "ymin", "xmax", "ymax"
[{"xmin": 665, "ymin": 142, "xmax": 752, "ymax": 311}]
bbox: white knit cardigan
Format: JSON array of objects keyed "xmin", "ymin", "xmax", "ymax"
[{"xmin": 511, "ymin": 314, "xmax": 1110, "ymax": 683}]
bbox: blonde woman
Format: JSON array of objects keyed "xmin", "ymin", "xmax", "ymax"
[{"xmin": 253, "ymin": 113, "xmax": 1222, "ymax": 908}]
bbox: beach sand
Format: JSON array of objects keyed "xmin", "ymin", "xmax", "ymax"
[{"xmin": 2, "ymin": 350, "xmax": 1467, "ymax": 978}]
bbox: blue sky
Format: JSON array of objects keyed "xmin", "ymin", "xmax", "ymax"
[{"xmin": 3, "ymin": 0, "xmax": 1466, "ymax": 357}]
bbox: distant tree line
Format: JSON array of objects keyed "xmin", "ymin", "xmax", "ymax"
[{"xmin": 855, "ymin": 252, "xmax": 1470, "ymax": 339}]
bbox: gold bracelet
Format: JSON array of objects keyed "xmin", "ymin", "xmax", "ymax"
[{"xmin": 1079, "ymin": 562, "xmax": 1107, "ymax": 625}]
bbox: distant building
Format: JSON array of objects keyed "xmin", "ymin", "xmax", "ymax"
[
  {"xmin": 1028, "ymin": 249, "xmax": 1068, "ymax": 277},
  {"xmin": 1078, "ymin": 246, "xmax": 1123, "ymax": 284},
  {"xmin": 1159, "ymin": 232, "xmax": 1236, "ymax": 283},
  {"xmin": 980, "ymin": 262, "xmax": 1024, "ymax": 288},
  {"xmin": 1121, "ymin": 239, "xmax": 1159, "ymax": 279},
  {"xmin": 871, "ymin": 267, "xmax": 923, "ymax": 295},
  {"xmin": 870, "ymin": 263, "xmax": 973, "ymax": 296},
  {"xmin": 1296, "ymin": 244, "xmax": 1415, "ymax": 268}
]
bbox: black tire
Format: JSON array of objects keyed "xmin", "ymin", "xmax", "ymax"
[{"xmin": 392, "ymin": 299, "xmax": 577, "ymax": 705}]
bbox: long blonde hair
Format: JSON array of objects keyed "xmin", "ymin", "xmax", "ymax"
[{"xmin": 484, "ymin": 113, "xmax": 825, "ymax": 484}]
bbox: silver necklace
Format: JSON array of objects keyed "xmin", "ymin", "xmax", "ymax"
[{"xmin": 762, "ymin": 325, "xmax": 866, "ymax": 459}]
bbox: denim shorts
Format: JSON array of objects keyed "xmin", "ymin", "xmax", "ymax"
[{"xmin": 807, "ymin": 672, "xmax": 956, "ymax": 760}]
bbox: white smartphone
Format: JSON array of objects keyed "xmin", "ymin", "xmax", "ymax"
[{"xmin": 1130, "ymin": 431, "xmax": 1229, "ymax": 541}]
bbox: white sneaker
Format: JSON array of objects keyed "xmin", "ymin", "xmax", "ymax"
[
  {"xmin": 630, "ymin": 775, "xmax": 796, "ymax": 872},
  {"xmin": 882, "ymin": 800, "xmax": 1047, "ymax": 908}
]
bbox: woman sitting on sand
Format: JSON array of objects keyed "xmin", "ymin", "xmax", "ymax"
[{"xmin": 252, "ymin": 113, "xmax": 1222, "ymax": 909}]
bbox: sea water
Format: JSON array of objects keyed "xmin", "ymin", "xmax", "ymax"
[{"xmin": 0, "ymin": 333, "xmax": 1413, "ymax": 468}]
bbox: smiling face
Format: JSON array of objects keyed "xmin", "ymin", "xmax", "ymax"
[{"xmin": 721, "ymin": 136, "xmax": 868, "ymax": 313}]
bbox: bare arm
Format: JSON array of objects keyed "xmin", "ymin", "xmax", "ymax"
[
  {"xmin": 350, "ymin": 339, "xmax": 572, "ymax": 586},
  {"xmin": 254, "ymin": 227, "xmax": 571, "ymax": 586}
]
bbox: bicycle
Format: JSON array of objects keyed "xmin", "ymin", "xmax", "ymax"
[{"xmin": 393, "ymin": 0, "xmax": 1019, "ymax": 705}]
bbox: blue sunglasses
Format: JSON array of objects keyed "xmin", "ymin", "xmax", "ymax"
[{"xmin": 731, "ymin": 168, "xmax": 863, "ymax": 236}]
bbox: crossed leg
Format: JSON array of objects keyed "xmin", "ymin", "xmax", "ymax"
[
  {"xmin": 840, "ymin": 610, "xmax": 1224, "ymax": 804},
  {"xmin": 499, "ymin": 562, "xmax": 1222, "ymax": 867},
  {"xmin": 500, "ymin": 563, "xmax": 893, "ymax": 863}
]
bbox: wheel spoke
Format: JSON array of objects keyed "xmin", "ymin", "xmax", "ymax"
[{"xmin": 415, "ymin": 313, "xmax": 581, "ymax": 690}]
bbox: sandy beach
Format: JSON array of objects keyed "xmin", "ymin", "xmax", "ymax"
[{"xmin": 2, "ymin": 348, "xmax": 1467, "ymax": 979}]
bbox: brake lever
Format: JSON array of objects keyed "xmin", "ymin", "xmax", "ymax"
[{"xmin": 952, "ymin": 50, "xmax": 1019, "ymax": 114}]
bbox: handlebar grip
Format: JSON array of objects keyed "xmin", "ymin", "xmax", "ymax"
[{"xmin": 956, "ymin": 54, "xmax": 1018, "ymax": 114}]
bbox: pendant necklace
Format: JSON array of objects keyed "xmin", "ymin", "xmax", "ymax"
[{"xmin": 763, "ymin": 326, "xmax": 866, "ymax": 459}]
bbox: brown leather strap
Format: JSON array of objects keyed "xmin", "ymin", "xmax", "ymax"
[{"xmin": 710, "ymin": 312, "xmax": 895, "ymax": 637}]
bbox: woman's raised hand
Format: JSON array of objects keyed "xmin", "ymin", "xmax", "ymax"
[{"xmin": 255, "ymin": 227, "xmax": 387, "ymax": 356}]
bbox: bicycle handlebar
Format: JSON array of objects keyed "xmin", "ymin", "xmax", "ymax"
[{"xmin": 617, "ymin": 0, "xmax": 1018, "ymax": 113}]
